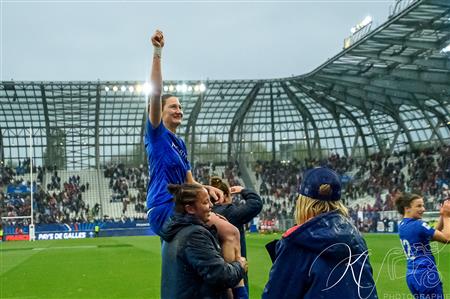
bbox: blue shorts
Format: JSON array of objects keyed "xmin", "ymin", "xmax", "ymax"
[
  {"xmin": 147, "ymin": 201, "xmax": 174, "ymax": 236},
  {"xmin": 406, "ymin": 271, "xmax": 443, "ymax": 299}
]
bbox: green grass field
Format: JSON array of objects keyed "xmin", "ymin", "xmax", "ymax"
[{"xmin": 1, "ymin": 233, "xmax": 449, "ymax": 298}]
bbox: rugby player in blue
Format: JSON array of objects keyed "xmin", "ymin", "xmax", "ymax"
[
  {"xmin": 145, "ymin": 29, "xmax": 248, "ymax": 299},
  {"xmin": 396, "ymin": 193, "xmax": 450, "ymax": 299}
]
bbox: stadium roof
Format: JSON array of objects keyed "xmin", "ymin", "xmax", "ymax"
[{"xmin": 1, "ymin": 0, "xmax": 449, "ymax": 169}]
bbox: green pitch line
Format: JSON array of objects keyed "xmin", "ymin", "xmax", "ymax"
[{"xmin": 0, "ymin": 234, "xmax": 449, "ymax": 298}]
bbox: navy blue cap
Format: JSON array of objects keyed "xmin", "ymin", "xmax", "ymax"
[{"xmin": 298, "ymin": 167, "xmax": 341, "ymax": 201}]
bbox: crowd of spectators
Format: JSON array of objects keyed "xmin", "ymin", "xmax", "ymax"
[
  {"xmin": 255, "ymin": 145, "xmax": 449, "ymax": 232},
  {"xmin": 34, "ymin": 172, "xmax": 91, "ymax": 224},
  {"xmin": 0, "ymin": 160, "xmax": 99, "ymax": 227},
  {"xmin": 192, "ymin": 161, "xmax": 243, "ymax": 187},
  {"xmin": 1, "ymin": 144, "xmax": 448, "ymax": 233},
  {"xmin": 103, "ymin": 163, "xmax": 147, "ymax": 215}
]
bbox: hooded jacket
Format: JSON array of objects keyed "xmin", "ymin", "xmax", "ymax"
[
  {"xmin": 262, "ymin": 210, "xmax": 378, "ymax": 299},
  {"xmin": 160, "ymin": 213, "xmax": 245, "ymax": 299}
]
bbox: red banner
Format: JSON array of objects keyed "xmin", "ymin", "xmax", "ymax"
[{"xmin": 5, "ymin": 235, "xmax": 30, "ymax": 241}]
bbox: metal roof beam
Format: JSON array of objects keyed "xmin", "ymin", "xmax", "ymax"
[
  {"xmin": 370, "ymin": 37, "xmax": 439, "ymax": 50},
  {"xmin": 185, "ymin": 93, "xmax": 204, "ymax": 160},
  {"xmin": 368, "ymin": 67, "xmax": 450, "ymax": 84},
  {"xmin": 349, "ymin": 51, "xmax": 450, "ymax": 69},
  {"xmin": 227, "ymin": 83, "xmax": 262, "ymax": 159},
  {"xmin": 281, "ymin": 82, "xmax": 320, "ymax": 158},
  {"xmin": 314, "ymin": 73, "xmax": 450, "ymax": 96},
  {"xmin": 94, "ymin": 84, "xmax": 101, "ymax": 168},
  {"xmin": 290, "ymin": 81, "xmax": 370, "ymax": 157},
  {"xmin": 427, "ymin": 0, "xmax": 450, "ymax": 7}
]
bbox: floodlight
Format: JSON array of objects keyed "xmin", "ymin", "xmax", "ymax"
[
  {"xmin": 169, "ymin": 85, "xmax": 174, "ymax": 92},
  {"xmin": 199, "ymin": 83, "xmax": 206, "ymax": 92},
  {"xmin": 441, "ymin": 44, "xmax": 450, "ymax": 53},
  {"xmin": 120, "ymin": 86, "xmax": 126, "ymax": 92},
  {"xmin": 112, "ymin": 86, "xmax": 118, "ymax": 92},
  {"xmin": 181, "ymin": 84, "xmax": 188, "ymax": 93},
  {"xmin": 361, "ymin": 16, "xmax": 373, "ymax": 27},
  {"xmin": 163, "ymin": 85, "xmax": 169, "ymax": 92},
  {"xmin": 176, "ymin": 84, "xmax": 182, "ymax": 92},
  {"xmin": 104, "ymin": 86, "xmax": 110, "ymax": 92},
  {"xmin": 187, "ymin": 85, "xmax": 193, "ymax": 92},
  {"xmin": 135, "ymin": 84, "xmax": 143, "ymax": 93},
  {"xmin": 194, "ymin": 85, "xmax": 200, "ymax": 92},
  {"xmin": 142, "ymin": 82, "xmax": 152, "ymax": 95},
  {"xmin": 128, "ymin": 86, "xmax": 134, "ymax": 93}
]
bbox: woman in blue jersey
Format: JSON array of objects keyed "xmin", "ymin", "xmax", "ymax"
[
  {"xmin": 145, "ymin": 30, "xmax": 247, "ymax": 299},
  {"xmin": 396, "ymin": 193, "xmax": 450, "ymax": 299}
]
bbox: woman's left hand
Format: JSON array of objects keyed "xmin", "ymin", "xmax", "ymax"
[
  {"xmin": 205, "ymin": 185, "xmax": 224, "ymax": 204},
  {"xmin": 230, "ymin": 186, "xmax": 244, "ymax": 194}
]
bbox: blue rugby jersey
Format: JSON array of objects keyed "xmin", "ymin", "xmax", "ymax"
[
  {"xmin": 398, "ymin": 218, "xmax": 436, "ymax": 272},
  {"xmin": 144, "ymin": 119, "xmax": 191, "ymax": 210}
]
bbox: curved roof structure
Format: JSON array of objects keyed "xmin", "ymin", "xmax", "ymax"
[{"xmin": 1, "ymin": 0, "xmax": 449, "ymax": 169}]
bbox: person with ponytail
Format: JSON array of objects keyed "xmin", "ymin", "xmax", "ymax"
[
  {"xmin": 210, "ymin": 177, "xmax": 262, "ymax": 293},
  {"xmin": 210, "ymin": 177, "xmax": 262, "ymax": 259},
  {"xmin": 160, "ymin": 183, "xmax": 247, "ymax": 299},
  {"xmin": 262, "ymin": 167, "xmax": 378, "ymax": 299},
  {"xmin": 396, "ymin": 193, "xmax": 450, "ymax": 299}
]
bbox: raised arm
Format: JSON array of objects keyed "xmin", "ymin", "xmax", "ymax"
[
  {"xmin": 432, "ymin": 200, "xmax": 450, "ymax": 243},
  {"xmin": 148, "ymin": 29, "xmax": 165, "ymax": 128},
  {"xmin": 226, "ymin": 186, "xmax": 263, "ymax": 225}
]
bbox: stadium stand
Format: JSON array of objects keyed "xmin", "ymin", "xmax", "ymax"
[{"xmin": 0, "ymin": 0, "xmax": 449, "ymax": 235}]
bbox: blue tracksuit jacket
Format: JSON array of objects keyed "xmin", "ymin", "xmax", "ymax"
[{"xmin": 262, "ymin": 210, "xmax": 378, "ymax": 299}]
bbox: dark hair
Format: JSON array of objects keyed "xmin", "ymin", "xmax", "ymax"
[
  {"xmin": 147, "ymin": 94, "xmax": 177, "ymax": 114},
  {"xmin": 395, "ymin": 193, "xmax": 422, "ymax": 215},
  {"xmin": 167, "ymin": 183, "xmax": 204, "ymax": 214},
  {"xmin": 161, "ymin": 94, "xmax": 176, "ymax": 109},
  {"xmin": 210, "ymin": 177, "xmax": 230, "ymax": 197}
]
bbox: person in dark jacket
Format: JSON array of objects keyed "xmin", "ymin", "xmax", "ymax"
[
  {"xmin": 210, "ymin": 176, "xmax": 263, "ymax": 258},
  {"xmin": 211, "ymin": 176, "xmax": 263, "ymax": 292},
  {"xmin": 160, "ymin": 183, "xmax": 247, "ymax": 299},
  {"xmin": 262, "ymin": 167, "xmax": 378, "ymax": 299}
]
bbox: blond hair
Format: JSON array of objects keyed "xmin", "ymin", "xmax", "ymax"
[{"xmin": 295, "ymin": 194, "xmax": 349, "ymax": 225}]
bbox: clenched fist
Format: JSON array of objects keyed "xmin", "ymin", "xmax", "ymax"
[{"xmin": 151, "ymin": 30, "xmax": 164, "ymax": 48}]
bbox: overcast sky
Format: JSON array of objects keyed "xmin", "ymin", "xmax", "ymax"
[{"xmin": 2, "ymin": 0, "xmax": 391, "ymax": 81}]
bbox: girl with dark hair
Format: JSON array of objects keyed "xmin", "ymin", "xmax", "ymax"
[
  {"xmin": 160, "ymin": 184, "xmax": 247, "ymax": 299},
  {"xmin": 396, "ymin": 193, "xmax": 450, "ymax": 299},
  {"xmin": 210, "ymin": 177, "xmax": 262, "ymax": 292}
]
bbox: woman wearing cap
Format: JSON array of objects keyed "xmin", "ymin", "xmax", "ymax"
[
  {"xmin": 262, "ymin": 167, "xmax": 378, "ymax": 299},
  {"xmin": 160, "ymin": 183, "xmax": 247, "ymax": 299},
  {"xmin": 395, "ymin": 193, "xmax": 450, "ymax": 299}
]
